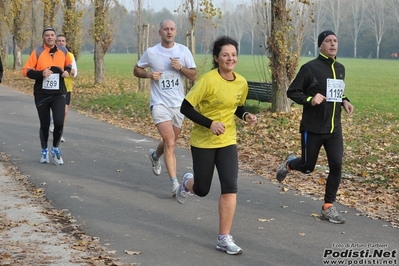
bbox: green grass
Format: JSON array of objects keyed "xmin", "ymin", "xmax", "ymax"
[
  {"xmin": 86, "ymin": 92, "xmax": 150, "ymax": 118},
  {"xmin": 339, "ymin": 58, "xmax": 399, "ymax": 114}
]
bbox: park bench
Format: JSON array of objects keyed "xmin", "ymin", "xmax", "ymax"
[{"xmin": 246, "ymin": 81, "xmax": 273, "ymax": 103}]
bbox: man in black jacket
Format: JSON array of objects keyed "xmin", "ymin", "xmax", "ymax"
[{"xmin": 276, "ymin": 30, "xmax": 354, "ymax": 224}]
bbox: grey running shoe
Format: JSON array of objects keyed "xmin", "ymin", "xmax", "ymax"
[
  {"xmin": 148, "ymin": 149, "xmax": 161, "ymax": 175},
  {"xmin": 276, "ymin": 153, "xmax": 296, "ymax": 182},
  {"xmin": 61, "ymin": 136, "xmax": 65, "ymax": 142},
  {"xmin": 171, "ymin": 181, "xmax": 179, "ymax": 197},
  {"xmin": 40, "ymin": 148, "xmax": 50, "ymax": 163},
  {"xmin": 49, "ymin": 117, "xmax": 54, "ymax": 133},
  {"xmin": 321, "ymin": 205, "xmax": 345, "ymax": 224},
  {"xmin": 176, "ymin": 173, "xmax": 193, "ymax": 204},
  {"xmin": 50, "ymin": 147, "xmax": 64, "ymax": 165},
  {"xmin": 216, "ymin": 235, "xmax": 243, "ymax": 255}
]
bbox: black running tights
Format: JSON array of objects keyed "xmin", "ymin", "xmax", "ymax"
[
  {"xmin": 34, "ymin": 94, "xmax": 65, "ymax": 149},
  {"xmin": 191, "ymin": 145, "xmax": 239, "ymax": 197},
  {"xmin": 288, "ymin": 131, "xmax": 344, "ymax": 204}
]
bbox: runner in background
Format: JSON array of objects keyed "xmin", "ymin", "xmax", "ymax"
[{"xmin": 49, "ymin": 34, "xmax": 78, "ymax": 143}]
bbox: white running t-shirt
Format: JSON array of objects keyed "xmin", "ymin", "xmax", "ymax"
[{"xmin": 137, "ymin": 42, "xmax": 196, "ymax": 108}]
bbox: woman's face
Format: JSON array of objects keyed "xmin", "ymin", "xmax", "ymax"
[{"xmin": 214, "ymin": 44, "xmax": 237, "ymax": 73}]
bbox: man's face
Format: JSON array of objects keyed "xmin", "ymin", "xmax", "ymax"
[
  {"xmin": 56, "ymin": 36, "xmax": 67, "ymax": 47},
  {"xmin": 42, "ymin": 31, "xmax": 56, "ymax": 47},
  {"xmin": 159, "ymin": 20, "xmax": 177, "ymax": 46},
  {"xmin": 319, "ymin": 35, "xmax": 338, "ymax": 59}
]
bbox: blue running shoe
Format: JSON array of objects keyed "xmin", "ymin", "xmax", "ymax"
[{"xmin": 40, "ymin": 148, "xmax": 49, "ymax": 163}]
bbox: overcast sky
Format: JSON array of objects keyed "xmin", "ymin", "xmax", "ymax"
[{"xmin": 121, "ymin": 0, "xmax": 245, "ymax": 12}]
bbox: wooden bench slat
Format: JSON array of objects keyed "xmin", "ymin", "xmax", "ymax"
[{"xmin": 246, "ymin": 81, "xmax": 273, "ymax": 103}]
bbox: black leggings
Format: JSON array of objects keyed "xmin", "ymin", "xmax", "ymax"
[
  {"xmin": 191, "ymin": 145, "xmax": 238, "ymax": 196},
  {"xmin": 35, "ymin": 94, "xmax": 66, "ymax": 149},
  {"xmin": 288, "ymin": 131, "xmax": 343, "ymax": 204}
]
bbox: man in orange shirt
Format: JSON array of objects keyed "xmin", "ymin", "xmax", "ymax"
[{"xmin": 22, "ymin": 26, "xmax": 72, "ymax": 165}]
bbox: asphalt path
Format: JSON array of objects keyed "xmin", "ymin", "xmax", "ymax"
[{"xmin": 1, "ymin": 85, "xmax": 398, "ymax": 266}]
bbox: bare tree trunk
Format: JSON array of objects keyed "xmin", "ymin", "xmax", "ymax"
[
  {"xmin": 185, "ymin": 30, "xmax": 195, "ymax": 92},
  {"xmin": 268, "ymin": 0, "xmax": 291, "ymax": 113},
  {"xmin": 354, "ymin": 38, "xmax": 357, "ymax": 58},
  {"xmin": 0, "ymin": 0, "xmax": 7, "ymax": 64},
  {"xmin": 376, "ymin": 45, "xmax": 380, "ymax": 59},
  {"xmin": 367, "ymin": 0, "xmax": 387, "ymax": 59},
  {"xmin": 30, "ymin": 1, "xmax": 36, "ymax": 53},
  {"xmin": 190, "ymin": 29, "xmax": 195, "ymax": 58},
  {"xmin": 62, "ymin": 0, "xmax": 85, "ymax": 60},
  {"xmin": 94, "ymin": 41, "xmax": 105, "ymax": 83},
  {"xmin": 136, "ymin": 0, "xmax": 143, "ymax": 92},
  {"xmin": 92, "ymin": 0, "xmax": 114, "ymax": 84},
  {"xmin": 136, "ymin": 0, "xmax": 148, "ymax": 92},
  {"xmin": 12, "ymin": 36, "xmax": 22, "ymax": 70},
  {"xmin": 138, "ymin": 24, "xmax": 149, "ymax": 92},
  {"xmin": 348, "ymin": 0, "xmax": 365, "ymax": 58}
]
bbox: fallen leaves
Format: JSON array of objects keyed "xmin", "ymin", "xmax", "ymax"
[
  {"xmin": 236, "ymin": 109, "xmax": 399, "ymax": 228},
  {"xmin": 0, "ymin": 156, "xmax": 124, "ymax": 266},
  {"xmin": 124, "ymin": 250, "xmax": 141, "ymax": 255},
  {"xmin": 258, "ymin": 218, "xmax": 275, "ymax": 222}
]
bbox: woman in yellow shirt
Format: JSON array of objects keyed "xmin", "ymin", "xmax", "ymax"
[{"xmin": 178, "ymin": 36, "xmax": 257, "ymax": 255}]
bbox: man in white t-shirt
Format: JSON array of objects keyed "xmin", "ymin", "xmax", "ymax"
[{"xmin": 133, "ymin": 19, "xmax": 197, "ymax": 197}]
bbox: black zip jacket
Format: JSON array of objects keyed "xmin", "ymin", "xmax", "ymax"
[{"xmin": 287, "ymin": 53, "xmax": 350, "ymax": 134}]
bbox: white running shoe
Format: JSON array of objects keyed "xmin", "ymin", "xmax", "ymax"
[
  {"xmin": 176, "ymin": 173, "xmax": 193, "ymax": 204},
  {"xmin": 49, "ymin": 117, "xmax": 54, "ymax": 133},
  {"xmin": 171, "ymin": 181, "xmax": 179, "ymax": 197},
  {"xmin": 50, "ymin": 147, "xmax": 64, "ymax": 165},
  {"xmin": 148, "ymin": 149, "xmax": 161, "ymax": 175},
  {"xmin": 40, "ymin": 148, "xmax": 50, "ymax": 163},
  {"xmin": 216, "ymin": 235, "xmax": 243, "ymax": 255},
  {"xmin": 61, "ymin": 136, "xmax": 65, "ymax": 142}
]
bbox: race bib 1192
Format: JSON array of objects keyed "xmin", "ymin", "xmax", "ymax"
[{"xmin": 326, "ymin": 78, "xmax": 345, "ymax": 102}]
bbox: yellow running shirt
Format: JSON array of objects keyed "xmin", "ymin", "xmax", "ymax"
[
  {"xmin": 64, "ymin": 52, "xmax": 75, "ymax": 92},
  {"xmin": 185, "ymin": 69, "xmax": 248, "ymax": 149}
]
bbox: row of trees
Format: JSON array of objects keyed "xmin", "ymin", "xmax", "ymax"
[
  {"xmin": 1, "ymin": 0, "xmax": 399, "ymax": 112},
  {"xmin": 0, "ymin": 0, "xmax": 84, "ymax": 69},
  {"xmin": 0, "ymin": 0, "xmax": 119, "ymax": 83},
  {"xmin": 3, "ymin": 1, "xmax": 399, "ymax": 60},
  {"xmin": 79, "ymin": 0, "xmax": 399, "ymax": 60}
]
